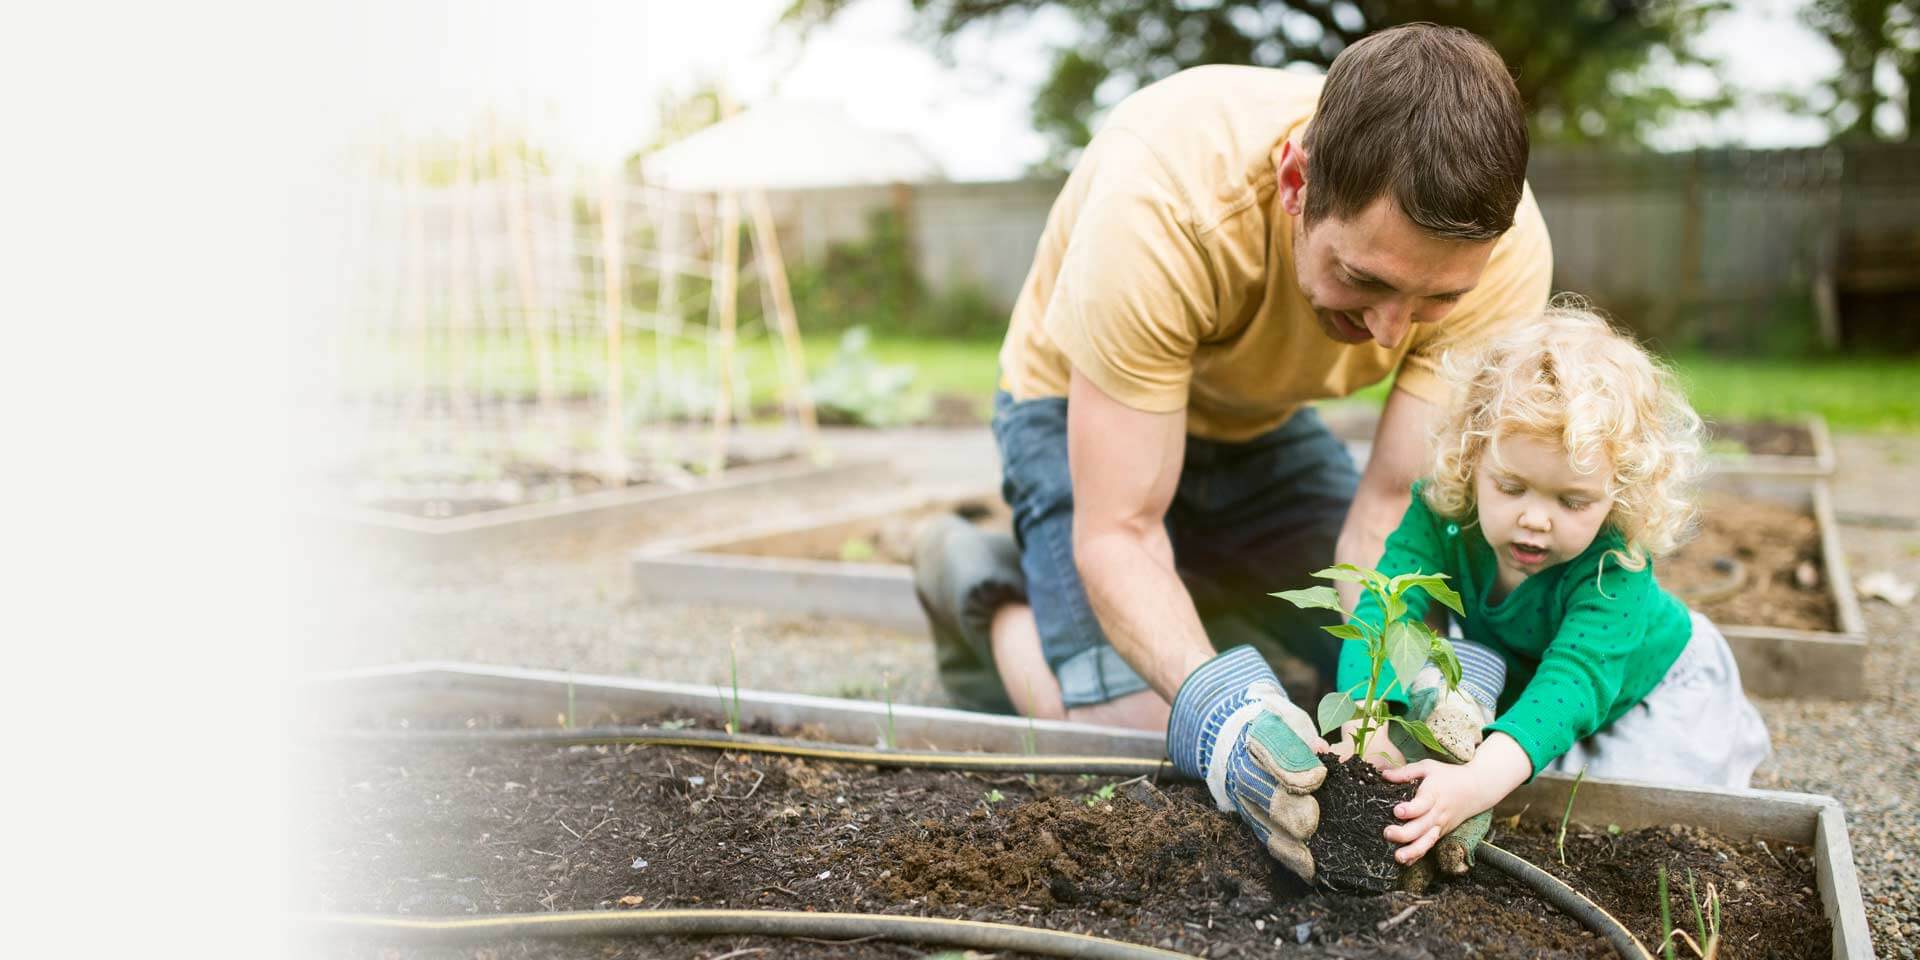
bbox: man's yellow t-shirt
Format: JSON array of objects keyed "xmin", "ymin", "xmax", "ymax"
[{"xmin": 998, "ymin": 64, "xmax": 1554, "ymax": 442}]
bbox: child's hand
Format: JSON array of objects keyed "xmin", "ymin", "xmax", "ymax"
[{"xmin": 1380, "ymin": 732, "xmax": 1533, "ymax": 870}]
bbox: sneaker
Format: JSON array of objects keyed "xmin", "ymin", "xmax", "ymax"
[{"xmin": 911, "ymin": 513, "xmax": 1025, "ymax": 714}]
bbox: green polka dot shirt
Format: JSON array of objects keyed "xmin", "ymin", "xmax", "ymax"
[{"xmin": 1337, "ymin": 480, "xmax": 1692, "ymax": 776}]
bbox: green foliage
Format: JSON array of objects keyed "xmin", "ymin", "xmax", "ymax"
[
  {"xmin": 1274, "ymin": 562, "xmax": 1464, "ymax": 761},
  {"xmin": 1797, "ymin": 0, "xmax": 1918, "ymax": 142},
  {"xmin": 783, "ymin": 0, "xmax": 1736, "ymax": 165},
  {"xmin": 809, "ymin": 327, "xmax": 929, "ymax": 427},
  {"xmin": 985, "ymin": 788, "xmax": 1006, "ymax": 803},
  {"xmin": 1084, "ymin": 781, "xmax": 1118, "ymax": 806},
  {"xmin": 1659, "ymin": 864, "xmax": 1677, "ymax": 960},
  {"xmin": 785, "ymin": 210, "xmax": 1006, "ymax": 340}
]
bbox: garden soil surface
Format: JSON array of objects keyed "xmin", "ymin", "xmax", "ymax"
[
  {"xmin": 1663, "ymin": 493, "xmax": 1836, "ymax": 632},
  {"xmin": 298, "ymin": 721, "xmax": 1829, "ymax": 959},
  {"xmin": 1708, "ymin": 420, "xmax": 1818, "ymax": 459},
  {"xmin": 717, "ymin": 497, "xmax": 1013, "ymax": 566},
  {"xmin": 354, "ymin": 453, "xmax": 794, "ymax": 520}
]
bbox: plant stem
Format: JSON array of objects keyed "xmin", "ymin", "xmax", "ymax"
[
  {"xmin": 1658, "ymin": 865, "xmax": 1676, "ymax": 960},
  {"xmin": 1354, "ymin": 614, "xmax": 1385, "ymax": 761},
  {"xmin": 882, "ymin": 671, "xmax": 895, "ymax": 749},
  {"xmin": 727, "ymin": 635, "xmax": 741, "ymax": 735},
  {"xmin": 1558, "ymin": 765, "xmax": 1588, "ymax": 866}
]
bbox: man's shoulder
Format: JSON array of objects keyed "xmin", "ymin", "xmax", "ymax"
[{"xmin": 1096, "ymin": 66, "xmax": 1323, "ymax": 220}]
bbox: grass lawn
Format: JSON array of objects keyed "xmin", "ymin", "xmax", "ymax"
[{"xmin": 341, "ymin": 329, "xmax": 1919, "ymax": 432}]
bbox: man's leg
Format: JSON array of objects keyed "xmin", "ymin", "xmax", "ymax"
[
  {"xmin": 1168, "ymin": 407, "xmax": 1362, "ymax": 697},
  {"xmin": 989, "ymin": 391, "xmax": 1171, "ymax": 730}
]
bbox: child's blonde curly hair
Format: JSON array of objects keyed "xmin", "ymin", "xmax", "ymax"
[{"xmin": 1424, "ymin": 298, "xmax": 1704, "ymax": 571}]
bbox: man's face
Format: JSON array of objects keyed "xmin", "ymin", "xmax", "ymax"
[{"xmin": 1290, "ymin": 195, "xmax": 1497, "ymax": 350}]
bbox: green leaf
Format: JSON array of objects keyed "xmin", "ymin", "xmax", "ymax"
[
  {"xmin": 1393, "ymin": 717, "xmax": 1450, "ymax": 755},
  {"xmin": 1383, "ymin": 591, "xmax": 1408, "ymax": 625},
  {"xmin": 1271, "ymin": 585, "xmax": 1342, "ymax": 614},
  {"xmin": 1310, "ymin": 564, "xmax": 1385, "ymax": 588},
  {"xmin": 1316, "ymin": 691, "xmax": 1358, "ymax": 735},
  {"xmin": 1387, "ymin": 572, "xmax": 1466, "ymax": 617},
  {"xmin": 1320, "ymin": 622, "xmax": 1366, "ymax": 641},
  {"xmin": 1384, "ymin": 621, "xmax": 1429, "ymax": 692},
  {"xmin": 1426, "ymin": 630, "xmax": 1463, "ymax": 690},
  {"xmin": 1386, "ymin": 721, "xmax": 1431, "ymax": 763}
]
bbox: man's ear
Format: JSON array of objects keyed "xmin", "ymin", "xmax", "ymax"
[{"xmin": 1277, "ymin": 140, "xmax": 1308, "ymax": 218}]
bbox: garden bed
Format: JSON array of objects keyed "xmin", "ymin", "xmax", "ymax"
[
  {"xmin": 302, "ymin": 724, "xmax": 1832, "ymax": 958},
  {"xmin": 1705, "ymin": 416, "xmax": 1835, "ymax": 477},
  {"xmin": 306, "ymin": 456, "xmax": 873, "ymax": 557},
  {"xmin": 1662, "ymin": 476, "xmax": 1868, "ymax": 699},
  {"xmin": 628, "ymin": 486, "xmax": 1002, "ymax": 630},
  {"xmin": 299, "ymin": 663, "xmax": 1872, "ymax": 959}
]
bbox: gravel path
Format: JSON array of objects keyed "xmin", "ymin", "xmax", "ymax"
[{"xmin": 296, "ymin": 425, "xmax": 1920, "ymax": 955}]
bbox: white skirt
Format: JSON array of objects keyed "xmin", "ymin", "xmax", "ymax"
[{"xmin": 1545, "ymin": 611, "xmax": 1772, "ymax": 789}]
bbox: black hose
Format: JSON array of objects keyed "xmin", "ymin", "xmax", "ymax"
[
  {"xmin": 332, "ymin": 725, "xmax": 1174, "ymax": 776},
  {"xmin": 342, "ymin": 725, "xmax": 1654, "ymax": 957},
  {"xmin": 312, "ymin": 909, "xmax": 1197, "ymax": 959},
  {"xmin": 1478, "ymin": 841, "xmax": 1655, "ymax": 960}
]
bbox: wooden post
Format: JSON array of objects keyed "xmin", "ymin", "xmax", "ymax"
[
  {"xmin": 448, "ymin": 131, "xmax": 475, "ymax": 419},
  {"xmin": 708, "ymin": 188, "xmax": 741, "ymax": 477},
  {"xmin": 401, "ymin": 141, "xmax": 430, "ymax": 423},
  {"xmin": 745, "ymin": 188, "xmax": 820, "ymax": 454},
  {"xmin": 502, "ymin": 134, "xmax": 561, "ymax": 457},
  {"xmin": 599, "ymin": 170, "xmax": 627, "ymax": 487}
]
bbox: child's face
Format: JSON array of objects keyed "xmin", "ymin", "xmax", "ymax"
[{"xmin": 1474, "ymin": 431, "xmax": 1616, "ymax": 589}]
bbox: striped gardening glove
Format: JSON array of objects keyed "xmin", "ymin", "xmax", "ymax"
[
  {"xmin": 1406, "ymin": 639, "xmax": 1506, "ymax": 875},
  {"xmin": 1167, "ymin": 646, "xmax": 1329, "ymax": 884}
]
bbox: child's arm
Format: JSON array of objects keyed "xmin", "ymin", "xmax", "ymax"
[{"xmin": 1380, "ymin": 731, "xmax": 1532, "ymax": 865}]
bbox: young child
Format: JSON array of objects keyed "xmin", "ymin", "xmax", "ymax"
[{"xmin": 1338, "ymin": 302, "xmax": 1771, "ymax": 870}]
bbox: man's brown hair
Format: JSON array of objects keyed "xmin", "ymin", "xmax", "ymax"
[{"xmin": 1300, "ymin": 24, "xmax": 1528, "ymax": 242}]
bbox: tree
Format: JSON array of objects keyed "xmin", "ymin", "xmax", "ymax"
[
  {"xmin": 784, "ymin": 0, "xmax": 1732, "ymax": 170},
  {"xmin": 1800, "ymin": 0, "xmax": 1918, "ymax": 141}
]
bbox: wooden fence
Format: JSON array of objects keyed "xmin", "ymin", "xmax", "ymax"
[{"xmin": 761, "ymin": 143, "xmax": 1920, "ymax": 351}]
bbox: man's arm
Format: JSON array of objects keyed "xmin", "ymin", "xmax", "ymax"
[
  {"xmin": 1333, "ymin": 386, "xmax": 1442, "ymax": 610},
  {"xmin": 1067, "ymin": 368, "xmax": 1214, "ymax": 702}
]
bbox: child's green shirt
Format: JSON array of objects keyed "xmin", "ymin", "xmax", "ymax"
[{"xmin": 1337, "ymin": 481, "xmax": 1693, "ymax": 776}]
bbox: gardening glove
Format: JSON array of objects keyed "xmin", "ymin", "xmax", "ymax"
[
  {"xmin": 1434, "ymin": 810, "xmax": 1493, "ymax": 876},
  {"xmin": 1167, "ymin": 645, "xmax": 1327, "ymax": 884},
  {"xmin": 1404, "ymin": 640, "xmax": 1507, "ymax": 762}
]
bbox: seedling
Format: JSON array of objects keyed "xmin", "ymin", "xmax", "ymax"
[
  {"xmin": 1558, "ymin": 765, "xmax": 1588, "ymax": 866},
  {"xmin": 724, "ymin": 635, "xmax": 742, "ymax": 735},
  {"xmin": 881, "ymin": 671, "xmax": 896, "ymax": 750},
  {"xmin": 984, "ymin": 789, "xmax": 1005, "ymax": 804},
  {"xmin": 1658, "ymin": 865, "xmax": 1723, "ymax": 959},
  {"xmin": 1273, "ymin": 564, "xmax": 1465, "ymax": 762},
  {"xmin": 1084, "ymin": 782, "xmax": 1117, "ymax": 807}
]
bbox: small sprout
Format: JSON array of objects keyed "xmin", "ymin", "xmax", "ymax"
[
  {"xmin": 985, "ymin": 789, "xmax": 1005, "ymax": 804},
  {"xmin": 1558, "ymin": 765, "xmax": 1588, "ymax": 866},
  {"xmin": 1608, "ymin": 823, "xmax": 1623, "ymax": 836},
  {"xmin": 725, "ymin": 634, "xmax": 743, "ymax": 735},
  {"xmin": 1084, "ymin": 782, "xmax": 1117, "ymax": 806},
  {"xmin": 881, "ymin": 671, "xmax": 896, "ymax": 749}
]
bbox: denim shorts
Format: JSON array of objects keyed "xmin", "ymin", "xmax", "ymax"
[{"xmin": 991, "ymin": 390, "xmax": 1360, "ymax": 708}]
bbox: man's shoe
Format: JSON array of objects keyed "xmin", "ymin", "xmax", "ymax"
[{"xmin": 912, "ymin": 513, "xmax": 1025, "ymax": 714}]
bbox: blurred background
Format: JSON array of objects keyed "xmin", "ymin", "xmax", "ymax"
[{"xmin": 307, "ymin": 0, "xmax": 1918, "ymax": 524}]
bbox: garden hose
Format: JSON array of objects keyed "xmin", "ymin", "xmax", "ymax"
[
  {"xmin": 1477, "ymin": 841, "xmax": 1655, "ymax": 960},
  {"xmin": 344, "ymin": 725, "xmax": 1654, "ymax": 957},
  {"xmin": 337, "ymin": 725, "xmax": 1174, "ymax": 776},
  {"xmin": 313, "ymin": 908, "xmax": 1196, "ymax": 959}
]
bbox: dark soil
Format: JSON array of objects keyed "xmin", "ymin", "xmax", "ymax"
[
  {"xmin": 354, "ymin": 453, "xmax": 791, "ymax": 520},
  {"xmin": 1663, "ymin": 494, "xmax": 1837, "ymax": 632},
  {"xmin": 297, "ymin": 723, "xmax": 1829, "ymax": 959},
  {"xmin": 717, "ymin": 496, "xmax": 1012, "ymax": 565},
  {"xmin": 1308, "ymin": 754, "xmax": 1416, "ymax": 894},
  {"xmin": 1707, "ymin": 420, "xmax": 1818, "ymax": 459}
]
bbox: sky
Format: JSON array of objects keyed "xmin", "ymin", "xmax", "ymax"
[{"xmin": 342, "ymin": 0, "xmax": 1847, "ymax": 180}]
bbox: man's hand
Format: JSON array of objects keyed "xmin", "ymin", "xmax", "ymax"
[
  {"xmin": 1381, "ymin": 732, "xmax": 1532, "ymax": 875},
  {"xmin": 1407, "ymin": 638, "xmax": 1508, "ymax": 761},
  {"xmin": 1331, "ymin": 718, "xmax": 1407, "ymax": 768},
  {"xmin": 1168, "ymin": 646, "xmax": 1330, "ymax": 883}
]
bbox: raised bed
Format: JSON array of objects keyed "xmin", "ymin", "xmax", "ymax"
[
  {"xmin": 1666, "ymin": 474, "xmax": 1869, "ymax": 699},
  {"xmin": 1706, "ymin": 415, "xmax": 1837, "ymax": 477},
  {"xmin": 306, "ymin": 456, "xmax": 874, "ymax": 557},
  {"xmin": 631, "ymin": 473, "xmax": 1869, "ymax": 700},
  {"xmin": 299, "ymin": 662, "xmax": 1872, "ymax": 959},
  {"xmin": 628, "ymin": 485, "xmax": 1003, "ymax": 630}
]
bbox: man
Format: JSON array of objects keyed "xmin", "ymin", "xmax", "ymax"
[{"xmin": 915, "ymin": 25, "xmax": 1551, "ymax": 881}]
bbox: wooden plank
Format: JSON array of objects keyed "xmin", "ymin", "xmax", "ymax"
[
  {"xmin": 1815, "ymin": 479, "xmax": 1869, "ymax": 638},
  {"xmin": 1721, "ymin": 627, "xmax": 1868, "ymax": 699},
  {"xmin": 1817, "ymin": 804, "xmax": 1875, "ymax": 959},
  {"xmin": 306, "ymin": 457, "xmax": 873, "ymax": 554},
  {"xmin": 633, "ymin": 553, "xmax": 921, "ymax": 631}
]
